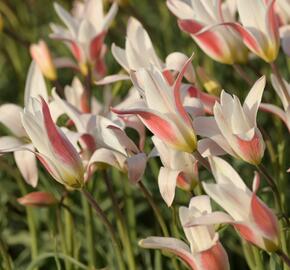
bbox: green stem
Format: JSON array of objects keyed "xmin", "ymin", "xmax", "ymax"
[
  {"xmin": 252, "ymin": 246, "xmax": 264, "ymax": 270},
  {"xmin": 64, "ymin": 198, "xmax": 74, "ymax": 270},
  {"xmin": 81, "ymin": 189, "xmax": 125, "ymax": 270},
  {"xmin": 276, "ymin": 249, "xmax": 290, "ymax": 267},
  {"xmin": 0, "ymin": 237, "xmax": 13, "ymax": 270},
  {"xmin": 103, "ymin": 171, "xmax": 136, "ymax": 270},
  {"xmin": 138, "ymin": 181, "xmax": 169, "ymax": 237},
  {"xmin": 241, "ymin": 241, "xmax": 256, "ymax": 270},
  {"xmin": 81, "ymin": 194, "xmax": 96, "ymax": 268},
  {"xmin": 233, "ymin": 64, "xmax": 254, "ymax": 86}
]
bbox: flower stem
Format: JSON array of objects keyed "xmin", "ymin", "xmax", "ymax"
[
  {"xmin": 103, "ymin": 171, "xmax": 136, "ymax": 270},
  {"xmin": 138, "ymin": 181, "xmax": 169, "ymax": 237},
  {"xmin": 270, "ymin": 62, "xmax": 290, "ymax": 104},
  {"xmin": 81, "ymin": 194, "xmax": 96, "ymax": 268},
  {"xmin": 0, "ymin": 236, "xmax": 13, "ymax": 270},
  {"xmin": 81, "ymin": 189, "xmax": 125, "ymax": 270},
  {"xmin": 233, "ymin": 64, "xmax": 254, "ymax": 86},
  {"xmin": 276, "ymin": 250, "xmax": 290, "ymax": 267},
  {"xmin": 252, "ymin": 246, "xmax": 264, "ymax": 270}
]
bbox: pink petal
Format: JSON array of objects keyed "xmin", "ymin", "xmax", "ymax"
[
  {"xmin": 178, "ymin": 20, "xmax": 224, "ymax": 57},
  {"xmin": 18, "ymin": 191, "xmax": 57, "ymax": 207},
  {"xmin": 221, "ymin": 22, "xmax": 263, "ymax": 58},
  {"xmin": 199, "ymin": 242, "xmax": 230, "ymax": 270},
  {"xmin": 90, "ymin": 31, "xmax": 106, "ymax": 61},
  {"xmin": 111, "ymin": 108, "xmax": 184, "ymax": 149},
  {"xmin": 41, "ymin": 98, "xmax": 82, "ymax": 167},
  {"xmin": 251, "ymin": 185, "xmax": 279, "ymax": 244}
]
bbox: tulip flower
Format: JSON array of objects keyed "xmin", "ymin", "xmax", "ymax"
[
  {"xmin": 167, "ymin": 0, "xmax": 248, "ymax": 64},
  {"xmin": 30, "ymin": 40, "xmax": 57, "ymax": 80},
  {"xmin": 186, "ymin": 157, "xmax": 280, "ymax": 252},
  {"xmin": 18, "ymin": 191, "xmax": 57, "ymax": 207},
  {"xmin": 139, "ymin": 195, "xmax": 230, "ymax": 270},
  {"xmin": 112, "ymin": 57, "xmax": 197, "ymax": 153},
  {"xmin": 98, "ymin": 17, "xmax": 195, "ymax": 85},
  {"xmin": 194, "ymin": 76, "xmax": 266, "ymax": 165},
  {"xmin": 50, "ymin": 0, "xmax": 117, "ymax": 76},
  {"xmin": 0, "ymin": 61, "xmax": 49, "ymax": 187},
  {"xmin": 21, "ymin": 97, "xmax": 85, "ymax": 189},
  {"xmin": 152, "ymin": 136, "xmax": 198, "ymax": 206},
  {"xmin": 260, "ymin": 74, "xmax": 290, "ymax": 132},
  {"xmin": 222, "ymin": 0, "xmax": 280, "ymax": 63},
  {"xmin": 51, "ymin": 89, "xmax": 146, "ymax": 183}
]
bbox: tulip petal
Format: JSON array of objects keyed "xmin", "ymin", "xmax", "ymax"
[
  {"xmin": 139, "ymin": 237, "xmax": 196, "ymax": 269},
  {"xmin": 24, "ymin": 61, "xmax": 48, "ymax": 108},
  {"xmin": 0, "ymin": 104, "xmax": 26, "ymax": 137},
  {"xmin": 127, "ymin": 153, "xmax": 147, "ymax": 183},
  {"xmin": 243, "ymin": 76, "xmax": 266, "ymax": 126},
  {"xmin": 90, "ymin": 31, "xmax": 106, "ymax": 60},
  {"xmin": 95, "ymin": 74, "xmax": 130, "ymax": 85},
  {"xmin": 112, "ymin": 107, "xmax": 190, "ymax": 151},
  {"xmin": 173, "ymin": 54, "xmax": 194, "ymax": 127},
  {"xmin": 0, "ymin": 136, "xmax": 25, "ymax": 151},
  {"xmin": 158, "ymin": 167, "xmax": 180, "ymax": 207},
  {"xmin": 18, "ymin": 191, "xmax": 57, "ymax": 207},
  {"xmin": 14, "ymin": 144, "xmax": 38, "ymax": 187}
]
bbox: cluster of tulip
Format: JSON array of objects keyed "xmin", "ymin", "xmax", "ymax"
[{"xmin": 0, "ymin": 0, "xmax": 289, "ymax": 269}]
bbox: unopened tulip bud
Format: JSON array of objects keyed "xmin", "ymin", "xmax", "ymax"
[
  {"xmin": 30, "ymin": 40, "xmax": 57, "ymax": 81},
  {"xmin": 18, "ymin": 191, "xmax": 57, "ymax": 207}
]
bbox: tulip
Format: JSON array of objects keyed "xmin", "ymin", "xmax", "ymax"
[
  {"xmin": 30, "ymin": 40, "xmax": 57, "ymax": 80},
  {"xmin": 167, "ymin": 0, "xmax": 248, "ymax": 64},
  {"xmin": 186, "ymin": 157, "xmax": 280, "ymax": 252},
  {"xmin": 223, "ymin": 0, "xmax": 280, "ymax": 63},
  {"xmin": 98, "ymin": 17, "xmax": 195, "ymax": 85},
  {"xmin": 152, "ymin": 136, "xmax": 198, "ymax": 206},
  {"xmin": 18, "ymin": 191, "xmax": 57, "ymax": 207},
  {"xmin": 21, "ymin": 97, "xmax": 85, "ymax": 189},
  {"xmin": 139, "ymin": 195, "xmax": 230, "ymax": 270},
  {"xmin": 194, "ymin": 76, "xmax": 266, "ymax": 165},
  {"xmin": 51, "ymin": 0, "xmax": 117, "ymax": 76},
  {"xmin": 0, "ymin": 61, "xmax": 49, "ymax": 187},
  {"xmin": 112, "ymin": 57, "xmax": 197, "ymax": 153}
]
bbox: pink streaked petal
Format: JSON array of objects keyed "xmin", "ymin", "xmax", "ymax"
[
  {"xmin": 221, "ymin": 22, "xmax": 263, "ymax": 57},
  {"xmin": 139, "ymin": 237, "xmax": 196, "ymax": 270},
  {"xmin": 90, "ymin": 31, "xmax": 106, "ymax": 61},
  {"xmin": 173, "ymin": 54, "xmax": 194, "ymax": 127},
  {"xmin": 18, "ymin": 191, "xmax": 57, "ymax": 207},
  {"xmin": 177, "ymin": 172, "xmax": 192, "ymax": 191},
  {"xmin": 235, "ymin": 129, "xmax": 265, "ymax": 165},
  {"xmin": 111, "ymin": 107, "xmax": 183, "ymax": 148},
  {"xmin": 234, "ymin": 223, "xmax": 257, "ymax": 245},
  {"xmin": 178, "ymin": 20, "xmax": 223, "ymax": 56},
  {"xmin": 41, "ymin": 98, "xmax": 81, "ymax": 166},
  {"xmin": 162, "ymin": 70, "xmax": 175, "ymax": 85},
  {"xmin": 266, "ymin": 0, "xmax": 279, "ymax": 43},
  {"xmin": 199, "ymin": 242, "xmax": 230, "ymax": 270},
  {"xmin": 71, "ymin": 42, "xmax": 83, "ymax": 62},
  {"xmin": 251, "ymin": 187, "xmax": 279, "ymax": 241}
]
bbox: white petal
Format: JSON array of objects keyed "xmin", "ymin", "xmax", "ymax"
[
  {"xmin": 111, "ymin": 43, "xmax": 130, "ymax": 71},
  {"xmin": 158, "ymin": 167, "xmax": 179, "ymax": 207},
  {"xmin": 24, "ymin": 61, "xmax": 48, "ymax": 108},
  {"xmin": 14, "ymin": 144, "xmax": 38, "ymax": 187},
  {"xmin": 0, "ymin": 136, "xmax": 24, "ymax": 151},
  {"xmin": 243, "ymin": 76, "xmax": 266, "ymax": 126}
]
